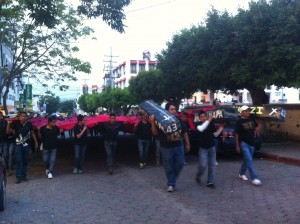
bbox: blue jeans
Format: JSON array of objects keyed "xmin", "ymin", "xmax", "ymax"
[
  {"xmin": 15, "ymin": 144, "xmax": 30, "ymax": 179},
  {"xmin": 155, "ymin": 139, "xmax": 161, "ymax": 163},
  {"xmin": 0, "ymin": 142, "xmax": 5, "ymax": 157},
  {"xmin": 160, "ymin": 145, "xmax": 185, "ymax": 188},
  {"xmin": 74, "ymin": 144, "xmax": 87, "ymax": 170},
  {"xmin": 43, "ymin": 148, "xmax": 57, "ymax": 173},
  {"xmin": 197, "ymin": 146, "xmax": 216, "ymax": 184},
  {"xmin": 240, "ymin": 142, "xmax": 258, "ymax": 180},
  {"xmin": 138, "ymin": 139, "xmax": 150, "ymax": 164},
  {"xmin": 3, "ymin": 142, "xmax": 15, "ymax": 168},
  {"xmin": 104, "ymin": 141, "xmax": 117, "ymax": 169}
]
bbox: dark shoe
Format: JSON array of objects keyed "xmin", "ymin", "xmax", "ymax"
[
  {"xmin": 78, "ymin": 170, "xmax": 83, "ymax": 174},
  {"xmin": 195, "ymin": 176, "xmax": 201, "ymax": 185},
  {"xmin": 206, "ymin": 183, "xmax": 216, "ymax": 189},
  {"xmin": 22, "ymin": 177, "xmax": 28, "ymax": 181},
  {"xmin": 16, "ymin": 178, "xmax": 21, "ymax": 184},
  {"xmin": 108, "ymin": 169, "xmax": 113, "ymax": 175}
]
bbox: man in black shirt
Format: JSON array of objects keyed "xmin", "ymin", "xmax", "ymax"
[
  {"xmin": 150, "ymin": 102, "xmax": 190, "ymax": 192},
  {"xmin": 135, "ymin": 114, "xmax": 152, "ymax": 169},
  {"xmin": 103, "ymin": 113, "xmax": 123, "ymax": 175},
  {"xmin": 7, "ymin": 112, "xmax": 38, "ymax": 183},
  {"xmin": 0, "ymin": 112, "xmax": 8, "ymax": 161},
  {"xmin": 38, "ymin": 116, "xmax": 63, "ymax": 179},
  {"xmin": 195, "ymin": 110, "xmax": 223, "ymax": 189},
  {"xmin": 235, "ymin": 105, "xmax": 262, "ymax": 186},
  {"xmin": 73, "ymin": 115, "xmax": 88, "ymax": 174}
]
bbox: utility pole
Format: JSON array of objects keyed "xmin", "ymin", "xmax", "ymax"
[{"xmin": 103, "ymin": 47, "xmax": 118, "ymax": 90}]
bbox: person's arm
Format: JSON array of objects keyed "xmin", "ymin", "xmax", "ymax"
[
  {"xmin": 37, "ymin": 127, "xmax": 42, "ymax": 139},
  {"xmin": 149, "ymin": 115, "xmax": 158, "ymax": 136},
  {"xmin": 6, "ymin": 120, "xmax": 13, "ymax": 135},
  {"xmin": 183, "ymin": 132, "xmax": 191, "ymax": 152},
  {"xmin": 76, "ymin": 126, "xmax": 87, "ymax": 139},
  {"xmin": 255, "ymin": 119, "xmax": 262, "ymax": 136},
  {"xmin": 235, "ymin": 133, "xmax": 240, "ymax": 154},
  {"xmin": 197, "ymin": 117, "xmax": 212, "ymax": 132},
  {"xmin": 213, "ymin": 123, "xmax": 224, "ymax": 137},
  {"xmin": 31, "ymin": 130, "xmax": 38, "ymax": 149}
]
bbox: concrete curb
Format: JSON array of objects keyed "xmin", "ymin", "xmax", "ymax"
[{"xmin": 257, "ymin": 152, "xmax": 300, "ymax": 167}]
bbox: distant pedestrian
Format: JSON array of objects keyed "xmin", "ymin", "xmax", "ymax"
[
  {"xmin": 38, "ymin": 116, "xmax": 63, "ymax": 179},
  {"xmin": 135, "ymin": 115, "xmax": 152, "ymax": 169},
  {"xmin": 195, "ymin": 110, "xmax": 223, "ymax": 189},
  {"xmin": 7, "ymin": 112, "xmax": 38, "ymax": 184},
  {"xmin": 73, "ymin": 115, "xmax": 88, "ymax": 174},
  {"xmin": 102, "ymin": 113, "xmax": 124, "ymax": 175},
  {"xmin": 150, "ymin": 102, "xmax": 190, "ymax": 192},
  {"xmin": 235, "ymin": 105, "xmax": 262, "ymax": 186}
]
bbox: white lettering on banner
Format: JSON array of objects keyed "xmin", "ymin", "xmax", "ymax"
[
  {"xmin": 207, "ymin": 110, "xmax": 224, "ymax": 119},
  {"xmin": 269, "ymin": 108, "xmax": 278, "ymax": 116},
  {"xmin": 162, "ymin": 115, "xmax": 172, "ymax": 121},
  {"xmin": 281, "ymin": 109, "xmax": 286, "ymax": 118}
]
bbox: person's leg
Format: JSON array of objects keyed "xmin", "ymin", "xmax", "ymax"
[
  {"xmin": 8, "ymin": 142, "xmax": 15, "ymax": 169},
  {"xmin": 137, "ymin": 139, "xmax": 143, "ymax": 164},
  {"xmin": 104, "ymin": 141, "xmax": 113, "ymax": 170},
  {"xmin": 155, "ymin": 139, "xmax": 160, "ymax": 165},
  {"xmin": 2, "ymin": 143, "xmax": 8, "ymax": 168},
  {"xmin": 74, "ymin": 144, "xmax": 80, "ymax": 172},
  {"xmin": 49, "ymin": 149, "xmax": 57, "ymax": 174},
  {"xmin": 196, "ymin": 148, "xmax": 208, "ymax": 180},
  {"xmin": 43, "ymin": 149, "xmax": 50, "ymax": 173},
  {"xmin": 207, "ymin": 146, "xmax": 216, "ymax": 184},
  {"xmin": 79, "ymin": 144, "xmax": 86, "ymax": 171},
  {"xmin": 21, "ymin": 145, "xmax": 30, "ymax": 179},
  {"xmin": 240, "ymin": 142, "xmax": 258, "ymax": 180},
  {"xmin": 111, "ymin": 141, "xmax": 117, "ymax": 166},
  {"xmin": 15, "ymin": 145, "xmax": 22, "ymax": 180},
  {"xmin": 160, "ymin": 146, "xmax": 176, "ymax": 188},
  {"xmin": 174, "ymin": 145, "xmax": 185, "ymax": 182},
  {"xmin": 143, "ymin": 140, "xmax": 150, "ymax": 164}
]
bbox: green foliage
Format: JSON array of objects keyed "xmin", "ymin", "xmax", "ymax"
[
  {"xmin": 59, "ymin": 100, "xmax": 74, "ymax": 115},
  {"xmin": 155, "ymin": 0, "xmax": 300, "ymax": 105},
  {"xmin": 129, "ymin": 69, "xmax": 164, "ymax": 104},
  {"xmin": 77, "ymin": 88, "xmax": 136, "ymax": 114},
  {"xmin": 77, "ymin": 0, "xmax": 131, "ymax": 33},
  {"xmin": 39, "ymin": 95, "xmax": 60, "ymax": 114}
]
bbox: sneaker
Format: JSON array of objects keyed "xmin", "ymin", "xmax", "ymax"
[
  {"xmin": 239, "ymin": 174, "xmax": 248, "ymax": 181},
  {"xmin": 21, "ymin": 177, "xmax": 28, "ymax": 182},
  {"xmin": 46, "ymin": 169, "xmax": 49, "ymax": 175},
  {"xmin": 167, "ymin": 186, "xmax": 174, "ymax": 192},
  {"xmin": 48, "ymin": 173, "xmax": 53, "ymax": 179},
  {"xmin": 78, "ymin": 170, "xmax": 83, "ymax": 174},
  {"xmin": 139, "ymin": 163, "xmax": 144, "ymax": 169},
  {"xmin": 15, "ymin": 178, "xmax": 21, "ymax": 184},
  {"xmin": 206, "ymin": 183, "xmax": 216, "ymax": 189},
  {"xmin": 195, "ymin": 176, "xmax": 201, "ymax": 185},
  {"xmin": 252, "ymin": 179, "xmax": 262, "ymax": 186},
  {"xmin": 215, "ymin": 161, "xmax": 219, "ymax": 166},
  {"xmin": 108, "ymin": 169, "xmax": 113, "ymax": 175},
  {"xmin": 73, "ymin": 168, "xmax": 78, "ymax": 174}
]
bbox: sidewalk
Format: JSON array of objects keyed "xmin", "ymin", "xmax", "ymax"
[{"xmin": 257, "ymin": 141, "xmax": 300, "ymax": 166}]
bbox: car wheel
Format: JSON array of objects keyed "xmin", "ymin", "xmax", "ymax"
[{"xmin": 0, "ymin": 176, "xmax": 6, "ymax": 211}]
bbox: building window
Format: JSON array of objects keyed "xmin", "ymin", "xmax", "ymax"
[
  {"xmin": 149, "ymin": 64, "xmax": 155, "ymax": 70},
  {"xmin": 275, "ymin": 92, "xmax": 281, "ymax": 97},
  {"xmin": 266, "ymin": 85, "xmax": 271, "ymax": 90},
  {"xmin": 130, "ymin": 64, "xmax": 137, "ymax": 74},
  {"xmin": 139, "ymin": 64, "xmax": 145, "ymax": 71}
]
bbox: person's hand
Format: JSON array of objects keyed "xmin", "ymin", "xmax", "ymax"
[
  {"xmin": 149, "ymin": 115, "xmax": 155, "ymax": 125},
  {"xmin": 208, "ymin": 117, "xmax": 213, "ymax": 122},
  {"xmin": 83, "ymin": 126, "xmax": 88, "ymax": 131},
  {"xmin": 236, "ymin": 145, "xmax": 241, "ymax": 154},
  {"xmin": 219, "ymin": 123, "xmax": 224, "ymax": 128}
]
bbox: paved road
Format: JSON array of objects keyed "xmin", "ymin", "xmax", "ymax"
[{"xmin": 1, "ymin": 154, "xmax": 300, "ymax": 224}]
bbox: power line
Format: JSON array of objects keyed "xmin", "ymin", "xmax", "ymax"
[{"xmin": 125, "ymin": 0, "xmax": 177, "ymax": 13}]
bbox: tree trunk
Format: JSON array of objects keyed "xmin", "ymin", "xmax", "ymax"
[
  {"xmin": 247, "ymin": 87, "xmax": 269, "ymax": 105},
  {"xmin": 3, "ymin": 85, "xmax": 9, "ymax": 115}
]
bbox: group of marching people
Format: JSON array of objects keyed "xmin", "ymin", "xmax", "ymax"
[{"xmin": 1, "ymin": 102, "xmax": 262, "ymax": 191}]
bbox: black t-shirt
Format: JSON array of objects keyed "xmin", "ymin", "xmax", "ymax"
[
  {"xmin": 41, "ymin": 125, "xmax": 60, "ymax": 150},
  {"xmin": 11, "ymin": 121, "xmax": 33, "ymax": 146},
  {"xmin": 158, "ymin": 117, "xmax": 187, "ymax": 148},
  {"xmin": 135, "ymin": 121, "xmax": 152, "ymax": 140},
  {"xmin": 0, "ymin": 119, "xmax": 7, "ymax": 142},
  {"xmin": 235, "ymin": 116, "xmax": 257, "ymax": 146},
  {"xmin": 195, "ymin": 121, "xmax": 216, "ymax": 149},
  {"xmin": 103, "ymin": 122, "xmax": 123, "ymax": 141},
  {"xmin": 74, "ymin": 123, "xmax": 88, "ymax": 145}
]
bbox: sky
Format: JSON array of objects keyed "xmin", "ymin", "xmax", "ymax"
[{"xmin": 36, "ymin": 0, "xmax": 251, "ymax": 99}]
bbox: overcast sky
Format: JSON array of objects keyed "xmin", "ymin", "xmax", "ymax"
[{"xmin": 35, "ymin": 0, "xmax": 251, "ymax": 99}]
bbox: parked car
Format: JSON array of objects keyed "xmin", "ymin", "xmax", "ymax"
[{"xmin": 0, "ymin": 156, "xmax": 6, "ymax": 211}]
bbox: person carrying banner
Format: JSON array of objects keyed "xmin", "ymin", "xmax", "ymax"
[{"xmin": 150, "ymin": 102, "xmax": 190, "ymax": 192}]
